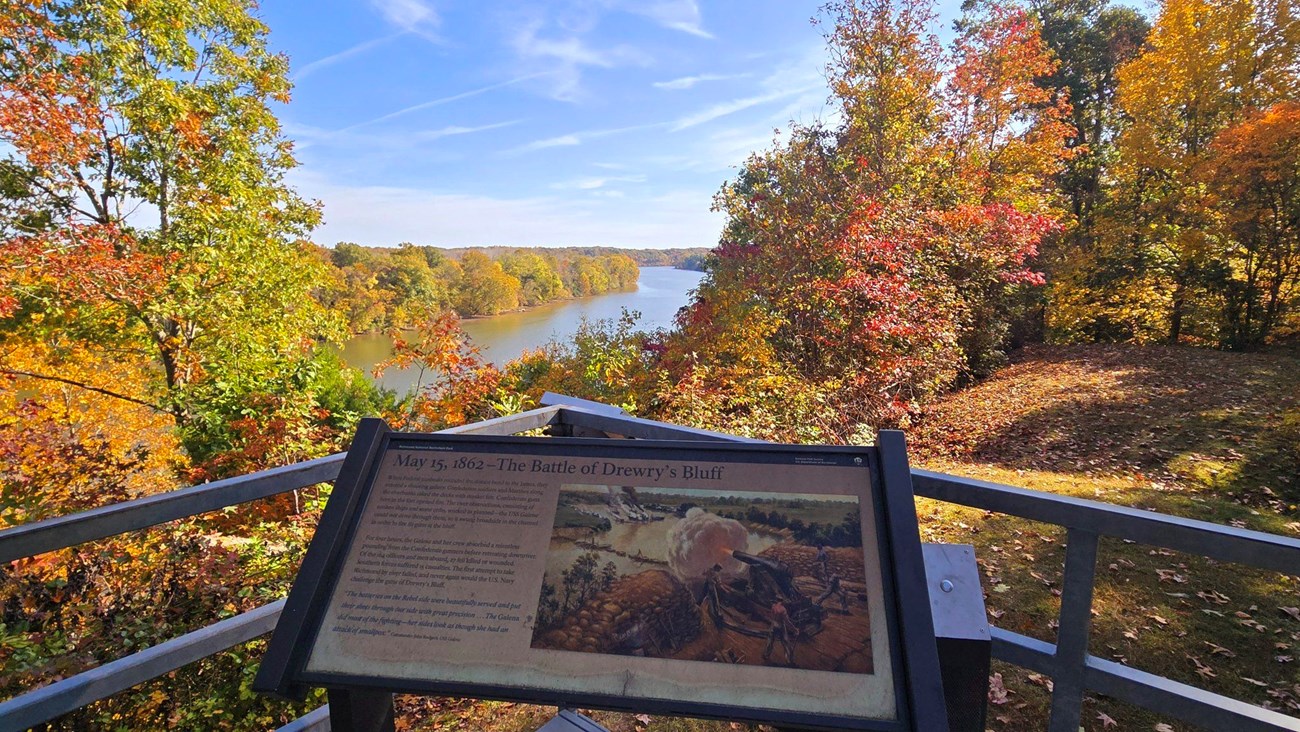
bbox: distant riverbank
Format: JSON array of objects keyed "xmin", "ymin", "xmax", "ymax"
[{"xmin": 340, "ymin": 267, "xmax": 705, "ymax": 395}]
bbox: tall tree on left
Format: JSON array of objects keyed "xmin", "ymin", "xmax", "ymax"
[{"xmin": 0, "ymin": 0, "xmax": 346, "ymax": 462}]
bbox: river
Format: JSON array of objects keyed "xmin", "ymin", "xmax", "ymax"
[
  {"xmin": 544, "ymin": 512, "xmax": 783, "ymax": 584},
  {"xmin": 339, "ymin": 266, "xmax": 705, "ymax": 395}
]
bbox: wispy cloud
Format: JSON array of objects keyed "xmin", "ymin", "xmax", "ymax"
[
  {"xmin": 371, "ymin": 0, "xmax": 440, "ymax": 39},
  {"xmin": 337, "ymin": 73, "xmax": 551, "ymax": 133},
  {"xmin": 652, "ymin": 72, "xmax": 744, "ymax": 91},
  {"xmin": 508, "ymin": 20, "xmax": 651, "ymax": 101},
  {"xmin": 293, "ymin": 33, "xmax": 404, "ymax": 82},
  {"xmin": 283, "ymin": 119, "xmax": 520, "ymax": 161},
  {"xmin": 501, "ymin": 122, "xmax": 661, "ymax": 156},
  {"xmin": 416, "ymin": 120, "xmax": 523, "ymax": 141},
  {"xmin": 510, "ymin": 134, "xmax": 582, "ymax": 154},
  {"xmin": 629, "ymin": 1, "xmax": 713, "ymax": 39},
  {"xmin": 550, "ymin": 174, "xmax": 647, "ymax": 190},
  {"xmin": 669, "ymin": 89, "xmax": 809, "ymax": 132}
]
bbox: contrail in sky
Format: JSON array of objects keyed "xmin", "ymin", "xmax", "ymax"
[{"xmin": 336, "ymin": 72, "xmax": 556, "ymax": 134}]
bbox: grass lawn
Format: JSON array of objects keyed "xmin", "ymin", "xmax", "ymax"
[
  {"xmin": 402, "ymin": 344, "xmax": 1300, "ymax": 732},
  {"xmin": 910, "ymin": 344, "xmax": 1300, "ymax": 731}
]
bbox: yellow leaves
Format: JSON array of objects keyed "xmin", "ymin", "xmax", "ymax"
[{"xmin": 0, "ymin": 339, "xmax": 180, "ymax": 523}]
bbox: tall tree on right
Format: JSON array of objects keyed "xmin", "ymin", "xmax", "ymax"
[
  {"xmin": 1056, "ymin": 0, "xmax": 1299, "ymax": 344},
  {"xmin": 1028, "ymin": 0, "xmax": 1149, "ymax": 246},
  {"xmin": 1201, "ymin": 103, "xmax": 1300, "ymax": 348}
]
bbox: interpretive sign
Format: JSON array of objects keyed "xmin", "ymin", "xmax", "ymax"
[{"xmin": 255, "ymin": 419, "xmax": 947, "ymax": 731}]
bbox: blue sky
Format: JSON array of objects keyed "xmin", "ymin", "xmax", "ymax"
[{"xmin": 263, "ymin": 1, "xmax": 961, "ymax": 249}]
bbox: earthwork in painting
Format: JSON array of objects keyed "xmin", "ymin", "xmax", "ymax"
[{"xmin": 530, "ymin": 485, "xmax": 874, "ymax": 674}]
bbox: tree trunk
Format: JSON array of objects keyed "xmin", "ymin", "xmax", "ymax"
[{"xmin": 1168, "ymin": 284, "xmax": 1185, "ymax": 344}]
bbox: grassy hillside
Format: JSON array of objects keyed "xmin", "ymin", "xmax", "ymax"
[
  {"xmin": 911, "ymin": 344, "xmax": 1300, "ymax": 731},
  {"xmin": 398, "ymin": 344, "xmax": 1300, "ymax": 732}
]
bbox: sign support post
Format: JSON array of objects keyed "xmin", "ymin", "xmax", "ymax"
[{"xmin": 327, "ymin": 688, "xmax": 396, "ymax": 732}]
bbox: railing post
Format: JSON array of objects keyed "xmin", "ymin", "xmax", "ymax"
[{"xmin": 1048, "ymin": 528, "xmax": 1100, "ymax": 732}]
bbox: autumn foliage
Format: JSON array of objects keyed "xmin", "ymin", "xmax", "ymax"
[
  {"xmin": 669, "ymin": 0, "xmax": 1071, "ymax": 437},
  {"xmin": 1048, "ymin": 0, "xmax": 1300, "ymax": 346},
  {"xmin": 1, "ymin": 0, "xmax": 1299, "ymax": 728}
]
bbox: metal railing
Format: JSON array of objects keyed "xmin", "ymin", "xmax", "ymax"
[{"xmin": 1, "ymin": 394, "xmax": 1297, "ymax": 732}]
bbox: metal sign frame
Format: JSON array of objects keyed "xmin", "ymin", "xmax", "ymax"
[{"xmin": 255, "ymin": 419, "xmax": 947, "ymax": 731}]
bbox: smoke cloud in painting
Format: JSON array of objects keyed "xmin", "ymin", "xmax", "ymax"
[{"xmin": 667, "ymin": 508, "xmax": 749, "ymax": 581}]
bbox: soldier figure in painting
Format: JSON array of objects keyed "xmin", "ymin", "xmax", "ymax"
[
  {"xmin": 702, "ymin": 563, "xmax": 724, "ymax": 621},
  {"xmin": 762, "ymin": 600, "xmax": 797, "ymax": 665},
  {"xmin": 816, "ymin": 572, "xmax": 851, "ymax": 613}
]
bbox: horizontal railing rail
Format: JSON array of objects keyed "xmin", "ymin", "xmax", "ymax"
[
  {"xmin": 909, "ymin": 469, "xmax": 1300, "ymax": 575},
  {"xmin": 1, "ymin": 397, "xmax": 1297, "ymax": 732}
]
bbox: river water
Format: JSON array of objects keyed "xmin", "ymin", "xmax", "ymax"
[
  {"xmin": 544, "ymin": 513, "xmax": 783, "ymax": 583},
  {"xmin": 339, "ymin": 266, "xmax": 705, "ymax": 395}
]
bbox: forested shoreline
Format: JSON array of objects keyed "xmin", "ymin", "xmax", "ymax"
[
  {"xmin": 315, "ymin": 244, "xmax": 638, "ymax": 332},
  {"xmin": 0, "ymin": 0, "xmax": 1297, "ymax": 728}
]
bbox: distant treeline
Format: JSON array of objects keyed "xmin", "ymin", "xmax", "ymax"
[
  {"xmin": 440, "ymin": 246, "xmax": 710, "ymax": 271},
  {"xmin": 313, "ymin": 243, "xmax": 650, "ymax": 333}
]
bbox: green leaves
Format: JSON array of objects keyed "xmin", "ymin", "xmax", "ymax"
[{"xmin": 0, "ymin": 0, "xmax": 345, "ymax": 457}]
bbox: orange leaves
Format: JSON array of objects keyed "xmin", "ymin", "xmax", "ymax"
[
  {"xmin": 376, "ymin": 310, "xmax": 503, "ymax": 431},
  {"xmin": 1209, "ymin": 102, "xmax": 1300, "ymax": 181},
  {"xmin": 1194, "ymin": 101, "xmax": 1300, "ymax": 347},
  {"xmin": 185, "ymin": 393, "xmax": 339, "ymax": 487},
  {"xmin": 0, "ymin": 2, "xmax": 102, "ymax": 170},
  {"xmin": 946, "ymin": 5, "xmax": 1075, "ymax": 205},
  {"xmin": 0, "ymin": 340, "xmax": 180, "ymax": 524},
  {"xmin": 0, "ymin": 224, "xmax": 171, "ymax": 317}
]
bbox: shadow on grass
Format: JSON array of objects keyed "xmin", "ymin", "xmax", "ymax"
[{"xmin": 915, "ymin": 344, "xmax": 1300, "ymax": 510}]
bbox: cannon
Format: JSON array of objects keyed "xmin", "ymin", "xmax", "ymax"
[
  {"xmin": 725, "ymin": 550, "xmax": 825, "ymax": 634},
  {"xmin": 730, "ymin": 550, "xmax": 799, "ymax": 597}
]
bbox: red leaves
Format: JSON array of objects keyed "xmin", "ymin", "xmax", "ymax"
[
  {"xmin": 0, "ymin": 1, "xmax": 103, "ymax": 170},
  {"xmin": 927, "ymin": 203, "xmax": 1055, "ymax": 285},
  {"xmin": 0, "ymin": 224, "xmax": 171, "ymax": 315}
]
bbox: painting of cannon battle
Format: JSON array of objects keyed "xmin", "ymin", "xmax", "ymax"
[{"xmin": 530, "ymin": 485, "xmax": 875, "ymax": 674}]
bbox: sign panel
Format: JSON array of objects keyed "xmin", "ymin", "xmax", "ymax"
[{"xmin": 257, "ymin": 422, "xmax": 943, "ymax": 731}]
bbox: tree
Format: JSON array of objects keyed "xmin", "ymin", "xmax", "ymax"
[
  {"xmin": 379, "ymin": 243, "xmax": 449, "ymax": 319},
  {"xmin": 330, "ymin": 242, "xmax": 371, "ymax": 269},
  {"xmin": 826, "ymin": 0, "xmax": 945, "ymax": 199},
  {"xmin": 0, "ymin": 5, "xmax": 373, "ymax": 728},
  {"xmin": 1202, "ymin": 103, "xmax": 1300, "ymax": 347},
  {"xmin": 455, "ymin": 250, "xmax": 520, "ymax": 316},
  {"xmin": 499, "ymin": 249, "xmax": 566, "ymax": 305},
  {"xmin": 942, "ymin": 3, "xmax": 1074, "ymax": 373},
  {"xmin": 0, "ymin": 0, "xmax": 344, "ymax": 457},
  {"xmin": 676, "ymin": 0, "xmax": 1070, "ymax": 432},
  {"xmin": 0, "ymin": 340, "xmax": 180, "ymax": 525},
  {"xmin": 1073, "ymin": 0, "xmax": 1300, "ymax": 344},
  {"xmin": 1027, "ymin": 0, "xmax": 1149, "ymax": 243},
  {"xmin": 375, "ymin": 310, "xmax": 502, "ymax": 430}
]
